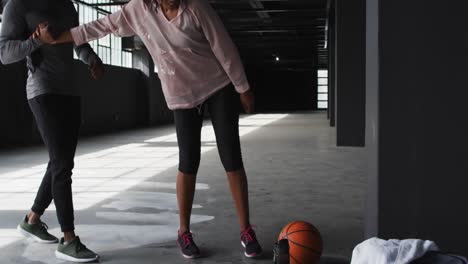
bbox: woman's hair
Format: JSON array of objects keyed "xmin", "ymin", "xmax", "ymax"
[
  {"xmin": 143, "ymin": 0, "xmax": 159, "ymax": 12},
  {"xmin": 144, "ymin": 0, "xmax": 181, "ymax": 12}
]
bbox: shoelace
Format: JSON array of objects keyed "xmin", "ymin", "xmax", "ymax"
[
  {"xmin": 76, "ymin": 242, "xmax": 87, "ymax": 252},
  {"xmin": 73, "ymin": 239, "xmax": 88, "ymax": 252},
  {"xmin": 180, "ymin": 232, "xmax": 194, "ymax": 248},
  {"xmin": 241, "ymin": 225, "xmax": 257, "ymax": 244},
  {"xmin": 37, "ymin": 221, "xmax": 49, "ymax": 230}
]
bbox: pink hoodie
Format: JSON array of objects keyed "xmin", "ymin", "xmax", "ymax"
[{"xmin": 71, "ymin": 0, "xmax": 250, "ymax": 110}]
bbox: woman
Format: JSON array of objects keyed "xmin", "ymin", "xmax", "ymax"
[{"xmin": 48, "ymin": 0, "xmax": 262, "ymax": 259}]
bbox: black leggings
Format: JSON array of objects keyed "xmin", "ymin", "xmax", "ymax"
[
  {"xmin": 29, "ymin": 94, "xmax": 81, "ymax": 232},
  {"xmin": 174, "ymin": 84, "xmax": 244, "ymax": 174}
]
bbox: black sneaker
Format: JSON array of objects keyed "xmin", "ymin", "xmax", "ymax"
[
  {"xmin": 17, "ymin": 215, "xmax": 58, "ymax": 244},
  {"xmin": 240, "ymin": 225, "xmax": 263, "ymax": 258},
  {"xmin": 177, "ymin": 230, "xmax": 200, "ymax": 259},
  {"xmin": 55, "ymin": 236, "xmax": 99, "ymax": 263}
]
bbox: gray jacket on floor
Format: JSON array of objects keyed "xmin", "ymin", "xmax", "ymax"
[{"xmin": 0, "ymin": 0, "xmax": 100, "ymax": 99}]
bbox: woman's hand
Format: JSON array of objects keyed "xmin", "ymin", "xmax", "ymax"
[{"xmin": 240, "ymin": 90, "xmax": 255, "ymax": 114}]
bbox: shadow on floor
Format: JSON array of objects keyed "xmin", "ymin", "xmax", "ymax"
[{"xmin": 320, "ymin": 256, "xmax": 350, "ymax": 264}]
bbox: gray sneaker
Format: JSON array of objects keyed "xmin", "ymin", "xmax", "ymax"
[
  {"xmin": 17, "ymin": 215, "xmax": 58, "ymax": 244},
  {"xmin": 55, "ymin": 237, "xmax": 99, "ymax": 263}
]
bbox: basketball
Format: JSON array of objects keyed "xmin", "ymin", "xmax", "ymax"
[{"xmin": 278, "ymin": 221, "xmax": 323, "ymax": 264}]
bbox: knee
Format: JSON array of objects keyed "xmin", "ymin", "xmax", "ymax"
[
  {"xmin": 220, "ymin": 150, "xmax": 244, "ymax": 172},
  {"xmin": 50, "ymin": 159, "xmax": 75, "ymax": 179},
  {"xmin": 179, "ymin": 151, "xmax": 201, "ymax": 175}
]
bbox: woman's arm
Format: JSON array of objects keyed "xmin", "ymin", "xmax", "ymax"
[
  {"xmin": 55, "ymin": 0, "xmax": 141, "ymax": 46},
  {"xmin": 192, "ymin": 0, "xmax": 251, "ymax": 94}
]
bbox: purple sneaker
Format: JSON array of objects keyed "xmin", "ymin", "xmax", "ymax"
[
  {"xmin": 240, "ymin": 225, "xmax": 263, "ymax": 258},
  {"xmin": 177, "ymin": 230, "xmax": 200, "ymax": 259}
]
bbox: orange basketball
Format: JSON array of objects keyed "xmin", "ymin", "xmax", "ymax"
[{"xmin": 278, "ymin": 221, "xmax": 323, "ymax": 264}]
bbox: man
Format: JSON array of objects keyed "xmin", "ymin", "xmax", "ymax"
[{"xmin": 0, "ymin": 0, "xmax": 104, "ymax": 262}]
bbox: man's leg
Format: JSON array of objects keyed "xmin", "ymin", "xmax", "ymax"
[
  {"xmin": 28, "ymin": 162, "xmax": 53, "ymax": 223},
  {"xmin": 27, "ymin": 95, "xmax": 79, "ymax": 235},
  {"xmin": 16, "ymin": 97, "xmax": 64, "ymax": 244},
  {"xmin": 28, "ymin": 94, "xmax": 99, "ymax": 262}
]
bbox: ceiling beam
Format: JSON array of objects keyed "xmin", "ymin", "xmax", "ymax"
[
  {"xmin": 72, "ymin": 0, "xmax": 112, "ymax": 14},
  {"xmin": 87, "ymin": 2, "xmax": 124, "ymax": 7},
  {"xmin": 217, "ymin": 8, "xmax": 325, "ymax": 13},
  {"xmin": 210, "ymin": 0, "xmax": 293, "ymax": 2},
  {"xmin": 225, "ymin": 17, "xmax": 325, "ymax": 24},
  {"xmin": 230, "ymin": 29, "xmax": 319, "ymax": 34}
]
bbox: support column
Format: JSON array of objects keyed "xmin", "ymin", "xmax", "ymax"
[
  {"xmin": 335, "ymin": 0, "xmax": 366, "ymax": 146},
  {"xmin": 365, "ymin": 0, "xmax": 379, "ymax": 238},
  {"xmin": 328, "ymin": 0, "xmax": 336, "ymax": 127},
  {"xmin": 366, "ymin": 0, "xmax": 468, "ymax": 255}
]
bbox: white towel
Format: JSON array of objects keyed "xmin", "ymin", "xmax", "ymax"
[{"xmin": 351, "ymin": 237, "xmax": 439, "ymax": 264}]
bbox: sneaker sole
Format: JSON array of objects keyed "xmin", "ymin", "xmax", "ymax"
[
  {"xmin": 182, "ymin": 253, "xmax": 201, "ymax": 259},
  {"xmin": 17, "ymin": 225, "xmax": 58, "ymax": 244},
  {"xmin": 55, "ymin": 250, "xmax": 99, "ymax": 263},
  {"xmin": 241, "ymin": 241, "xmax": 263, "ymax": 258}
]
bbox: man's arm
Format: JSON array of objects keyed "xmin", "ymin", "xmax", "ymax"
[
  {"xmin": 74, "ymin": 42, "xmax": 105, "ymax": 79},
  {"xmin": 71, "ymin": 4, "xmax": 104, "ymax": 79},
  {"xmin": 0, "ymin": 0, "xmax": 43, "ymax": 64},
  {"xmin": 74, "ymin": 43, "xmax": 100, "ymax": 66},
  {"xmin": 70, "ymin": 4, "xmax": 101, "ymax": 67}
]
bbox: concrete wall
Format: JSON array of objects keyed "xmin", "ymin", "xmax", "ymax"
[
  {"xmin": 77, "ymin": 62, "xmax": 148, "ymax": 135},
  {"xmin": 0, "ymin": 62, "xmax": 34, "ymax": 146},
  {"xmin": 246, "ymin": 67, "xmax": 318, "ymax": 112},
  {"xmin": 0, "ymin": 60, "xmax": 173, "ymax": 148},
  {"xmin": 1, "ymin": 55, "xmax": 317, "ymax": 149},
  {"xmin": 132, "ymin": 49, "xmax": 173, "ymax": 126},
  {"xmin": 335, "ymin": 0, "xmax": 366, "ymax": 146},
  {"xmin": 366, "ymin": 0, "xmax": 468, "ymax": 255}
]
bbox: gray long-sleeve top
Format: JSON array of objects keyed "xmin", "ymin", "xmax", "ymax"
[{"xmin": 0, "ymin": 0, "xmax": 100, "ymax": 99}]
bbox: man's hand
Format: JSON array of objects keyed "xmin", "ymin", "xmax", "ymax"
[
  {"xmin": 240, "ymin": 90, "xmax": 255, "ymax": 114},
  {"xmin": 33, "ymin": 22, "xmax": 55, "ymax": 44},
  {"xmin": 89, "ymin": 59, "xmax": 105, "ymax": 80}
]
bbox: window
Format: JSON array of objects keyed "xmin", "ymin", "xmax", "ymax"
[
  {"xmin": 73, "ymin": 1, "xmax": 133, "ymax": 68},
  {"xmin": 317, "ymin": 69, "xmax": 328, "ymax": 109}
]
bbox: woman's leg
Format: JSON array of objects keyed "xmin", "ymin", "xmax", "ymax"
[
  {"xmin": 207, "ymin": 86, "xmax": 262, "ymax": 257},
  {"xmin": 207, "ymin": 86, "xmax": 250, "ymax": 230},
  {"xmin": 176, "ymin": 171, "xmax": 197, "ymax": 233},
  {"xmin": 226, "ymin": 169, "xmax": 250, "ymax": 230},
  {"xmin": 174, "ymin": 107, "xmax": 204, "ymax": 258},
  {"xmin": 173, "ymin": 108, "xmax": 203, "ymax": 233}
]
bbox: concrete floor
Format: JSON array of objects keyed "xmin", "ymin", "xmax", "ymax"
[{"xmin": 0, "ymin": 112, "xmax": 365, "ymax": 264}]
